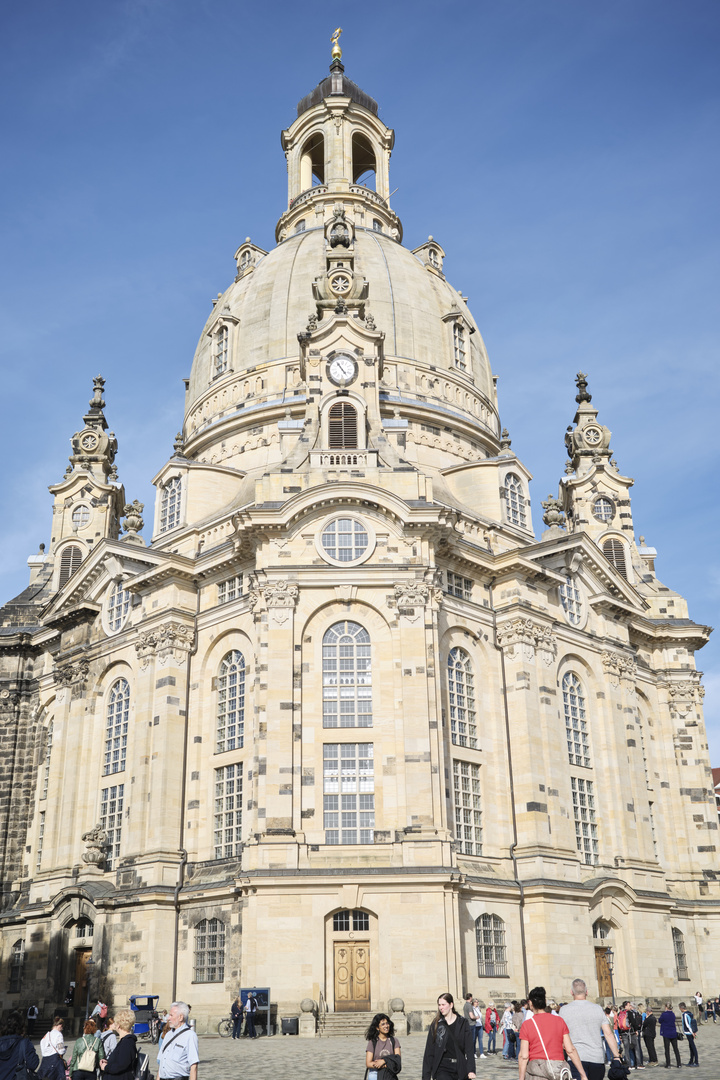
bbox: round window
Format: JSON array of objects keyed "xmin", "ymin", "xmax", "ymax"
[
  {"xmin": 72, "ymin": 505, "xmax": 91, "ymax": 529},
  {"xmin": 318, "ymin": 517, "xmax": 374, "ymax": 566},
  {"xmin": 593, "ymin": 497, "xmax": 614, "ymax": 523}
]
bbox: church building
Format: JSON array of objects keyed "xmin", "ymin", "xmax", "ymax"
[{"xmin": 0, "ymin": 40, "xmax": 716, "ymax": 1032}]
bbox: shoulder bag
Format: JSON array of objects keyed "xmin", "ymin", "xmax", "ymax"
[{"xmin": 525, "ymin": 1016, "xmax": 572, "ymax": 1080}]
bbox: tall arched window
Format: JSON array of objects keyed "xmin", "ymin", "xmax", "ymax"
[
  {"xmin": 602, "ymin": 538, "xmax": 627, "ymax": 579},
  {"xmin": 453, "ymin": 322, "xmax": 466, "ymax": 369},
  {"xmin": 328, "ymin": 402, "xmax": 358, "ymax": 449},
  {"xmin": 322, "ymin": 622, "xmax": 372, "ymax": 728},
  {"xmin": 214, "ymin": 325, "xmax": 228, "ymax": 376},
  {"xmin": 559, "ymin": 576, "xmax": 582, "ymax": 625},
  {"xmin": 107, "ymin": 582, "xmax": 131, "ymax": 632},
  {"xmin": 563, "ymin": 672, "xmax": 590, "ymax": 767},
  {"xmin": 8, "ymin": 939, "xmax": 24, "ymax": 993},
  {"xmin": 58, "ymin": 545, "xmax": 83, "ymax": 588},
  {"xmin": 216, "ymin": 651, "xmax": 245, "ymax": 752},
  {"xmin": 447, "ymin": 647, "xmax": 477, "ymax": 748},
  {"xmin": 352, "ymin": 132, "xmax": 376, "ymax": 188},
  {"xmin": 672, "ymin": 927, "xmax": 689, "ymax": 980},
  {"xmin": 475, "ymin": 915, "xmax": 507, "ymax": 978},
  {"xmin": 194, "ymin": 918, "xmax": 226, "ymax": 982},
  {"xmin": 41, "ymin": 720, "xmax": 53, "ymax": 800},
  {"xmin": 504, "ymin": 474, "xmax": 527, "ymax": 528},
  {"xmin": 104, "ymin": 678, "xmax": 130, "ymax": 775},
  {"xmin": 160, "ymin": 476, "xmax": 182, "ymax": 533},
  {"xmin": 300, "ymin": 132, "xmax": 324, "ymax": 188}
]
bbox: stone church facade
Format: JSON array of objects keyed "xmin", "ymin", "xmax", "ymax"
[{"xmin": 0, "ymin": 46, "xmax": 716, "ymax": 1031}]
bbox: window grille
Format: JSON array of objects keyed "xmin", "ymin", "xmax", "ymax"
[
  {"xmin": 214, "ymin": 764, "xmax": 242, "ymax": 859},
  {"xmin": 41, "ymin": 721, "xmax": 53, "ymax": 800},
  {"xmin": 559, "ymin": 576, "xmax": 582, "ymax": 625},
  {"xmin": 602, "ymin": 538, "xmax": 627, "ymax": 578},
  {"xmin": 333, "ymin": 909, "xmax": 369, "ymax": 931},
  {"xmin": 100, "ymin": 784, "xmax": 124, "ymax": 870},
  {"xmin": 75, "ymin": 920, "xmax": 93, "ymax": 939},
  {"xmin": 475, "ymin": 914, "xmax": 507, "ymax": 978},
  {"xmin": 672, "ymin": 927, "xmax": 689, "ymax": 981},
  {"xmin": 72, "ymin": 504, "xmax": 90, "ymax": 528},
  {"xmin": 328, "ymin": 402, "xmax": 358, "ymax": 449},
  {"xmin": 214, "ymin": 325, "xmax": 229, "ymax": 375},
  {"xmin": 504, "ymin": 474, "xmax": 527, "ymax": 528},
  {"xmin": 428, "ymin": 248, "xmax": 440, "ymax": 268},
  {"xmin": 447, "ymin": 647, "xmax": 477, "ymax": 749},
  {"xmin": 104, "ymin": 679, "xmax": 130, "ymax": 775},
  {"xmin": 446, "ymin": 571, "xmax": 472, "ymax": 600},
  {"xmin": 58, "ymin": 545, "xmax": 83, "ymax": 588},
  {"xmin": 321, "ymin": 518, "xmax": 368, "ymax": 562},
  {"xmin": 323, "ymin": 743, "xmax": 374, "ymax": 845},
  {"xmin": 36, "ymin": 811, "xmax": 45, "ymax": 873},
  {"xmin": 216, "ymin": 651, "xmax": 245, "ymax": 753},
  {"xmin": 571, "ymin": 776, "xmax": 598, "ymax": 865},
  {"xmin": 160, "ymin": 476, "xmax": 182, "ymax": 532},
  {"xmin": 593, "ymin": 497, "xmax": 614, "ymax": 522},
  {"xmin": 563, "ymin": 672, "xmax": 590, "ymax": 767},
  {"xmin": 322, "ymin": 622, "xmax": 372, "ymax": 728},
  {"xmin": 218, "ymin": 575, "xmax": 243, "ymax": 604},
  {"xmin": 453, "ymin": 323, "xmax": 466, "ymax": 368},
  {"xmin": 453, "ymin": 761, "xmax": 482, "ymax": 855},
  {"xmin": 8, "ymin": 940, "xmax": 24, "ymax": 993},
  {"xmin": 194, "ymin": 917, "xmax": 226, "ymax": 983},
  {"xmin": 593, "ymin": 919, "xmax": 611, "ymax": 939},
  {"xmin": 107, "ymin": 582, "xmax": 131, "ymax": 631}
]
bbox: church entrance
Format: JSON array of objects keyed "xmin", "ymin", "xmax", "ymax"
[
  {"xmin": 594, "ymin": 947, "xmax": 612, "ymax": 998},
  {"xmin": 334, "ymin": 941, "xmax": 370, "ymax": 1011},
  {"xmin": 75, "ymin": 948, "xmax": 93, "ymax": 1006}
]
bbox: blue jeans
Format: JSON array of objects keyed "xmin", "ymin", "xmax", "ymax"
[
  {"xmin": 686, "ymin": 1034, "xmax": 698, "ymax": 1065},
  {"xmin": 473, "ymin": 1026, "xmax": 483, "ymax": 1054},
  {"xmin": 487, "ymin": 1026, "xmax": 496, "ymax": 1053},
  {"xmin": 503, "ymin": 1031, "xmax": 516, "ymax": 1059}
]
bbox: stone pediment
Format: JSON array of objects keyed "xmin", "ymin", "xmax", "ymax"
[
  {"xmin": 41, "ymin": 539, "xmax": 167, "ymax": 623},
  {"xmin": 526, "ymin": 533, "xmax": 649, "ymax": 616}
]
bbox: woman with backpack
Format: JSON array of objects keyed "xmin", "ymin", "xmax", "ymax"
[
  {"xmin": 364, "ymin": 1013, "xmax": 401, "ymax": 1080},
  {"xmin": 69, "ymin": 1019, "xmax": 103, "ymax": 1080},
  {"xmin": 0, "ymin": 1010, "xmax": 39, "ymax": 1080},
  {"xmin": 38, "ymin": 1016, "xmax": 66, "ymax": 1080}
]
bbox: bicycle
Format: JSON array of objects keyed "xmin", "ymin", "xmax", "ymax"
[{"xmin": 218, "ymin": 1016, "xmax": 233, "ymax": 1037}]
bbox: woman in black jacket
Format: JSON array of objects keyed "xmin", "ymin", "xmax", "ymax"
[
  {"xmin": 642, "ymin": 1008, "xmax": 658, "ymax": 1066},
  {"xmin": 0, "ymin": 1011, "xmax": 39, "ymax": 1080},
  {"xmin": 422, "ymin": 993, "xmax": 476, "ymax": 1080},
  {"xmin": 99, "ymin": 1011, "xmax": 137, "ymax": 1080}
]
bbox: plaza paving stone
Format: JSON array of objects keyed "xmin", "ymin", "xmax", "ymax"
[{"xmin": 124, "ymin": 1018, "xmax": 720, "ymax": 1080}]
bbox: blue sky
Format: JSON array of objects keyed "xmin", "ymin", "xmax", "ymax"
[{"xmin": 1, "ymin": 1, "xmax": 718, "ymax": 757}]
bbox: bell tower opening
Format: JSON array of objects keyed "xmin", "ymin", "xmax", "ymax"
[
  {"xmin": 328, "ymin": 402, "xmax": 358, "ymax": 449},
  {"xmin": 352, "ymin": 133, "xmax": 376, "ymax": 189},
  {"xmin": 300, "ymin": 132, "xmax": 325, "ymax": 190}
]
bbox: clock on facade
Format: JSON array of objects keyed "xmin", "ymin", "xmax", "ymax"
[{"xmin": 327, "ymin": 354, "xmax": 358, "ymax": 386}]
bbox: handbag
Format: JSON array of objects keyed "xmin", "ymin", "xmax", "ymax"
[{"xmin": 526, "ymin": 1016, "xmax": 572, "ymax": 1080}]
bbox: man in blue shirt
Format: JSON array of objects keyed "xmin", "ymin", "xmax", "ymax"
[{"xmin": 157, "ymin": 1002, "xmax": 199, "ymax": 1080}]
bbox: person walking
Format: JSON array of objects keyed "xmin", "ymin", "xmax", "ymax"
[
  {"xmin": 471, "ymin": 999, "xmax": 485, "ymax": 1058},
  {"xmin": 38, "ymin": 1017, "xmax": 66, "ymax": 1080},
  {"xmin": 365, "ymin": 1013, "xmax": 400, "ymax": 1080},
  {"xmin": 69, "ymin": 1018, "xmax": 103, "ymax": 1080},
  {"xmin": 156, "ymin": 1002, "xmax": 199, "ymax": 1080},
  {"xmin": 501, "ymin": 1002, "xmax": 516, "ymax": 1060},
  {"xmin": 517, "ymin": 985, "xmax": 588, "ymax": 1080},
  {"xmin": 641, "ymin": 1007, "xmax": 658, "ymax": 1067},
  {"xmin": 231, "ymin": 997, "xmax": 243, "ymax": 1040},
  {"xmin": 559, "ymin": 977, "xmax": 622, "ymax": 1080},
  {"xmin": 0, "ymin": 1010, "xmax": 39, "ymax": 1080},
  {"xmin": 485, "ymin": 1001, "xmax": 499, "ymax": 1055},
  {"xmin": 243, "ymin": 992, "xmax": 257, "ymax": 1038},
  {"xmin": 422, "ymin": 993, "xmax": 475, "ymax": 1080},
  {"xmin": 659, "ymin": 1004, "xmax": 681, "ymax": 1069},
  {"xmin": 679, "ymin": 1003, "xmax": 698, "ymax": 1068}
]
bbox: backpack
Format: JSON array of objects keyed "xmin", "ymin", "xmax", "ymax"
[
  {"xmin": 78, "ymin": 1036, "xmax": 98, "ymax": 1072},
  {"xmin": 99, "ymin": 1003, "xmax": 108, "ymax": 1018},
  {"xmin": 617, "ymin": 1010, "xmax": 630, "ymax": 1032}
]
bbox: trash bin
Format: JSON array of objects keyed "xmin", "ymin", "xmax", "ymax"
[{"xmin": 281, "ymin": 1017, "xmax": 299, "ymax": 1035}]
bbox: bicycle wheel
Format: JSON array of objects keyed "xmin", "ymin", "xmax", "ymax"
[{"xmin": 218, "ymin": 1018, "xmax": 233, "ymax": 1037}]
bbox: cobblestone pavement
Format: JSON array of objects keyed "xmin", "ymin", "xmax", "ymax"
[{"xmin": 127, "ymin": 1020, "xmax": 720, "ymax": 1080}]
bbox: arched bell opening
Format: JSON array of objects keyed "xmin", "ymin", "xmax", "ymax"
[
  {"xmin": 352, "ymin": 133, "xmax": 376, "ymax": 190},
  {"xmin": 300, "ymin": 132, "xmax": 325, "ymax": 190}
]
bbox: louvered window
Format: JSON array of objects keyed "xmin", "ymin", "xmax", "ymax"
[
  {"xmin": 603, "ymin": 538, "xmax": 627, "ymax": 579},
  {"xmin": 328, "ymin": 402, "xmax": 358, "ymax": 449},
  {"xmin": 58, "ymin": 545, "xmax": 82, "ymax": 588}
]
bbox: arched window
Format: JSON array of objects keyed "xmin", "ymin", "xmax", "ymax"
[
  {"xmin": 333, "ymin": 909, "xmax": 369, "ymax": 932},
  {"xmin": 300, "ymin": 132, "xmax": 324, "ymax": 189},
  {"xmin": 603, "ymin": 538, "xmax": 627, "ymax": 579},
  {"xmin": 322, "ymin": 622, "xmax": 372, "ymax": 728},
  {"xmin": 453, "ymin": 761, "xmax": 482, "ymax": 855},
  {"xmin": 104, "ymin": 678, "xmax": 130, "ymax": 775},
  {"xmin": 328, "ymin": 402, "xmax": 358, "ymax": 449},
  {"xmin": 214, "ymin": 325, "xmax": 228, "ymax": 376},
  {"xmin": 352, "ymin": 132, "xmax": 376, "ymax": 188},
  {"xmin": 453, "ymin": 322, "xmax": 466, "ymax": 369},
  {"xmin": 107, "ymin": 582, "xmax": 131, "ymax": 632},
  {"xmin": 504, "ymin": 474, "xmax": 527, "ymax": 528},
  {"xmin": 194, "ymin": 918, "xmax": 226, "ymax": 983},
  {"xmin": 563, "ymin": 672, "xmax": 589, "ymax": 767},
  {"xmin": 372, "ymin": 219, "xmax": 383, "ymax": 233},
  {"xmin": 8, "ymin": 939, "xmax": 24, "ymax": 993},
  {"xmin": 559, "ymin": 576, "xmax": 582, "ymax": 625},
  {"xmin": 41, "ymin": 720, "xmax": 53, "ymax": 800},
  {"xmin": 672, "ymin": 927, "xmax": 689, "ymax": 981},
  {"xmin": 75, "ymin": 918, "xmax": 94, "ymax": 940},
  {"xmin": 216, "ymin": 651, "xmax": 245, "ymax": 753},
  {"xmin": 475, "ymin": 914, "xmax": 507, "ymax": 978},
  {"xmin": 160, "ymin": 476, "xmax": 182, "ymax": 533},
  {"xmin": 447, "ymin": 648, "xmax": 477, "ymax": 749},
  {"xmin": 72, "ymin": 504, "xmax": 91, "ymax": 529},
  {"xmin": 593, "ymin": 497, "xmax": 614, "ymax": 523},
  {"xmin": 58, "ymin": 545, "xmax": 83, "ymax": 588},
  {"xmin": 593, "ymin": 919, "xmax": 612, "ymax": 939}
]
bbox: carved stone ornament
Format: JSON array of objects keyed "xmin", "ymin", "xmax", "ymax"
[
  {"xmin": 389, "ymin": 582, "xmax": 442, "ymax": 623},
  {"xmin": 601, "ymin": 650, "xmax": 637, "ymax": 689},
  {"xmin": 0, "ymin": 688, "xmax": 19, "ymax": 711},
  {"xmin": 541, "ymin": 495, "xmax": 566, "ymax": 529},
  {"xmin": 53, "ymin": 658, "xmax": 91, "ymax": 688},
  {"xmin": 134, "ymin": 621, "xmax": 195, "ymax": 669},
  {"xmin": 666, "ymin": 679, "xmax": 705, "ymax": 718},
  {"xmin": 122, "ymin": 500, "xmax": 144, "ymax": 536},
  {"xmin": 261, "ymin": 581, "xmax": 299, "ymax": 625},
  {"xmin": 81, "ymin": 823, "xmax": 109, "ymax": 867},
  {"xmin": 497, "ymin": 619, "xmax": 557, "ymax": 664},
  {"xmin": 327, "ymin": 206, "xmax": 352, "ymax": 249}
]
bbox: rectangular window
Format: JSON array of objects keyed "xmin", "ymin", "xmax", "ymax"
[
  {"xmin": 218, "ymin": 574, "xmax": 243, "ymax": 605},
  {"xmin": 446, "ymin": 571, "xmax": 472, "ymax": 600},
  {"xmin": 214, "ymin": 764, "xmax": 242, "ymax": 859},
  {"xmin": 36, "ymin": 811, "xmax": 45, "ymax": 873},
  {"xmin": 100, "ymin": 784, "xmax": 124, "ymax": 871},
  {"xmin": 214, "ymin": 325, "xmax": 229, "ymax": 376},
  {"xmin": 323, "ymin": 743, "xmax": 374, "ymax": 845},
  {"xmin": 453, "ymin": 761, "xmax": 482, "ymax": 855},
  {"xmin": 453, "ymin": 323, "xmax": 466, "ymax": 369},
  {"xmin": 571, "ymin": 776, "xmax": 598, "ymax": 866},
  {"xmin": 41, "ymin": 723, "xmax": 53, "ymax": 800}
]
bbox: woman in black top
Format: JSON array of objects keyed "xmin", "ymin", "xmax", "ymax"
[
  {"xmin": 99, "ymin": 1011, "xmax": 137, "ymax": 1080},
  {"xmin": 422, "ymin": 993, "xmax": 476, "ymax": 1080}
]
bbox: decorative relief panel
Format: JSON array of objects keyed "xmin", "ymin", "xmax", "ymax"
[
  {"xmin": 496, "ymin": 619, "xmax": 557, "ymax": 664},
  {"xmin": 388, "ymin": 581, "xmax": 443, "ymax": 623},
  {"xmin": 135, "ymin": 621, "xmax": 195, "ymax": 669},
  {"xmin": 601, "ymin": 650, "xmax": 637, "ymax": 689}
]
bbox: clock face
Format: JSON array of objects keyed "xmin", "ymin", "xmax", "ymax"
[
  {"xmin": 328, "ymin": 355, "xmax": 357, "ymax": 385},
  {"xmin": 81, "ymin": 433, "xmax": 98, "ymax": 450}
]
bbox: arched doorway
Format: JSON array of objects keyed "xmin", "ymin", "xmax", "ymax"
[{"xmin": 331, "ymin": 909, "xmax": 371, "ymax": 1012}]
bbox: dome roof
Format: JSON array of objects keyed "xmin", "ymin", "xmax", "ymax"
[{"xmin": 186, "ymin": 226, "xmax": 496, "ymax": 429}]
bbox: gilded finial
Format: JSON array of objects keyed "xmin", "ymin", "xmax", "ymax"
[{"xmin": 331, "ymin": 27, "xmax": 343, "ymax": 61}]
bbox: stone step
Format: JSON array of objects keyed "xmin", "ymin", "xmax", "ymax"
[{"xmin": 318, "ymin": 1011, "xmax": 375, "ymax": 1038}]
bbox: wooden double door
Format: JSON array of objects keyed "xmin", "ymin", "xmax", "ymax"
[
  {"xmin": 595, "ymin": 947, "xmax": 612, "ymax": 998},
  {"xmin": 334, "ymin": 941, "xmax": 370, "ymax": 1011}
]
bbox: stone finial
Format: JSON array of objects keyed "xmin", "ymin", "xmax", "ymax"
[
  {"xmin": 575, "ymin": 371, "xmax": 592, "ymax": 404},
  {"xmin": 90, "ymin": 375, "xmax": 106, "ymax": 411},
  {"xmin": 81, "ymin": 823, "xmax": 109, "ymax": 867},
  {"xmin": 122, "ymin": 500, "xmax": 145, "ymax": 545},
  {"xmin": 499, "ymin": 428, "xmax": 512, "ymax": 451},
  {"xmin": 306, "ymin": 312, "xmax": 318, "ymax": 332},
  {"xmin": 331, "ymin": 26, "xmax": 343, "ymax": 60},
  {"xmin": 564, "ymin": 459, "xmax": 574, "ymax": 475},
  {"xmin": 541, "ymin": 495, "xmax": 565, "ymax": 529},
  {"xmin": 365, "ymin": 311, "xmax": 376, "ymax": 330},
  {"xmin": 173, "ymin": 432, "xmax": 185, "ymax": 456},
  {"xmin": 334, "ymin": 297, "xmax": 348, "ymax": 315}
]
